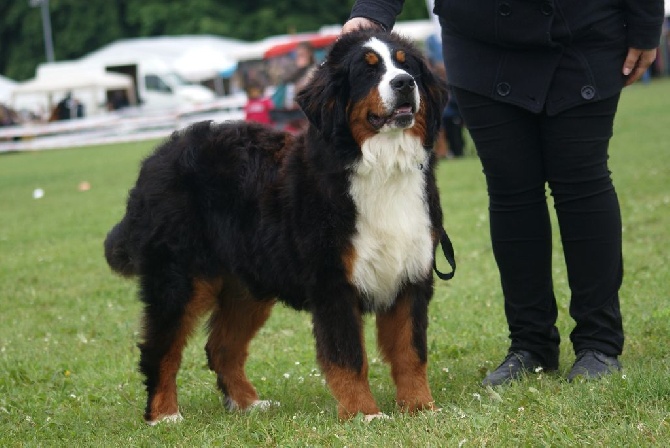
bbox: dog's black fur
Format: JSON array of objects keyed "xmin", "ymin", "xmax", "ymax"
[{"xmin": 105, "ymin": 30, "xmax": 448, "ymax": 423}]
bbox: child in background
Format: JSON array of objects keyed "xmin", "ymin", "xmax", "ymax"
[{"xmin": 244, "ymin": 81, "xmax": 273, "ymax": 125}]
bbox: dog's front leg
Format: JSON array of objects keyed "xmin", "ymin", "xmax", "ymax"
[
  {"xmin": 312, "ymin": 296, "xmax": 380, "ymax": 419},
  {"xmin": 376, "ymin": 286, "xmax": 436, "ymax": 413}
]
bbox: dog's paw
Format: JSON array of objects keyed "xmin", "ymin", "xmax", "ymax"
[
  {"xmin": 224, "ymin": 396, "xmax": 238, "ymax": 411},
  {"xmin": 146, "ymin": 411, "xmax": 183, "ymax": 426},
  {"xmin": 362, "ymin": 412, "xmax": 391, "ymax": 423},
  {"xmin": 247, "ymin": 400, "xmax": 280, "ymax": 411},
  {"xmin": 224, "ymin": 396, "xmax": 279, "ymax": 412}
]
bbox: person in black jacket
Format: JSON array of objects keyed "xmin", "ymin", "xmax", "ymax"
[{"xmin": 342, "ymin": 0, "xmax": 664, "ymax": 386}]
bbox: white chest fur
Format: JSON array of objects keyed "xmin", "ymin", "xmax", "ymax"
[{"xmin": 348, "ymin": 132, "xmax": 433, "ymax": 310}]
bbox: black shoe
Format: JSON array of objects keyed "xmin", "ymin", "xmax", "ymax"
[
  {"xmin": 567, "ymin": 349, "xmax": 622, "ymax": 382},
  {"xmin": 482, "ymin": 350, "xmax": 551, "ymax": 387}
]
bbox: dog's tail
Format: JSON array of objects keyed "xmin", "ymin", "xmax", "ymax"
[{"xmin": 104, "ymin": 217, "xmax": 138, "ymax": 277}]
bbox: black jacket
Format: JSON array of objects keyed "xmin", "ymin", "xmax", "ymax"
[{"xmin": 349, "ymin": 0, "xmax": 664, "ymax": 114}]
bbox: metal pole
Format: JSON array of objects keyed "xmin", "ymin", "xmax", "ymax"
[
  {"xmin": 41, "ymin": 0, "xmax": 55, "ymax": 62},
  {"xmin": 33, "ymin": 0, "xmax": 55, "ymax": 62}
]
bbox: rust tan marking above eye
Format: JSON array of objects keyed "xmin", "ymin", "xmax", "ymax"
[
  {"xmin": 365, "ymin": 52, "xmax": 379, "ymax": 65},
  {"xmin": 395, "ymin": 50, "xmax": 406, "ymax": 64}
]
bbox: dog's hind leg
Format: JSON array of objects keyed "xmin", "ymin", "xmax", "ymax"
[
  {"xmin": 313, "ymin": 299, "xmax": 381, "ymax": 419},
  {"xmin": 139, "ymin": 275, "xmax": 216, "ymax": 425},
  {"xmin": 376, "ymin": 287, "xmax": 436, "ymax": 413},
  {"xmin": 205, "ymin": 280, "xmax": 275, "ymax": 411}
]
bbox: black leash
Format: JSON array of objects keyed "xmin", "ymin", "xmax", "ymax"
[{"xmin": 433, "ymin": 226, "xmax": 456, "ymax": 281}]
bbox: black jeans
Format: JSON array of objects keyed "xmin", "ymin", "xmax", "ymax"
[{"xmin": 453, "ymin": 87, "xmax": 624, "ymax": 367}]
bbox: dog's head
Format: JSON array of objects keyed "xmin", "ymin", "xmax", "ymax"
[{"xmin": 296, "ymin": 30, "xmax": 446, "ymax": 148}]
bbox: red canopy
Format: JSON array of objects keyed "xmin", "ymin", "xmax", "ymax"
[{"xmin": 263, "ymin": 34, "xmax": 338, "ymax": 59}]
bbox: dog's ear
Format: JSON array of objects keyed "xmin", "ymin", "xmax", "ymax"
[
  {"xmin": 296, "ymin": 61, "xmax": 348, "ymax": 141},
  {"xmin": 417, "ymin": 57, "xmax": 448, "ymax": 147}
]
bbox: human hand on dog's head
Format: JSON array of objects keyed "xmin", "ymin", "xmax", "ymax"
[{"xmin": 341, "ymin": 17, "xmax": 383, "ymax": 34}]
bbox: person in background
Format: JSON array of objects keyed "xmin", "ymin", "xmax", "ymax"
[
  {"xmin": 244, "ymin": 81, "xmax": 274, "ymax": 125},
  {"xmin": 0, "ymin": 103, "xmax": 19, "ymax": 127},
  {"xmin": 283, "ymin": 42, "xmax": 317, "ymax": 132},
  {"xmin": 108, "ymin": 91, "xmax": 130, "ymax": 111},
  {"xmin": 49, "ymin": 92, "xmax": 84, "ymax": 121},
  {"xmin": 425, "ymin": 31, "xmax": 464, "ymax": 158},
  {"xmin": 342, "ymin": 1, "xmax": 664, "ymax": 385},
  {"xmin": 286, "ymin": 41, "xmax": 317, "ymax": 104},
  {"xmin": 424, "ymin": 33, "xmax": 449, "ymax": 159},
  {"xmin": 441, "ymin": 90, "xmax": 464, "ymax": 158}
]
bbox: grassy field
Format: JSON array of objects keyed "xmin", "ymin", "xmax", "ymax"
[{"xmin": 1, "ymin": 79, "xmax": 668, "ymax": 447}]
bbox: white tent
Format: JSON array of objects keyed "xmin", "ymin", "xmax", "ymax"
[
  {"xmin": 0, "ymin": 75, "xmax": 16, "ymax": 103},
  {"xmin": 11, "ymin": 70, "xmax": 135, "ymax": 114},
  {"xmin": 12, "ymin": 70, "xmax": 133, "ymax": 94},
  {"xmin": 173, "ymin": 46, "xmax": 238, "ymax": 82},
  {"xmin": 81, "ymin": 35, "xmax": 246, "ymax": 82}
]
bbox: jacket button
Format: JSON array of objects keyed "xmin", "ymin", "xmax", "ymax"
[
  {"xmin": 581, "ymin": 85, "xmax": 596, "ymax": 100},
  {"xmin": 496, "ymin": 82, "xmax": 511, "ymax": 97},
  {"xmin": 541, "ymin": 2, "xmax": 554, "ymax": 16},
  {"xmin": 498, "ymin": 2, "xmax": 512, "ymax": 16}
]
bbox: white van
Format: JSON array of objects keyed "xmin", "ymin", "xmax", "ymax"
[{"xmin": 105, "ymin": 58, "xmax": 215, "ymax": 112}]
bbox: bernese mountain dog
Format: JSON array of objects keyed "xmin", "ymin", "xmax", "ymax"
[{"xmin": 104, "ymin": 30, "xmax": 454, "ymax": 424}]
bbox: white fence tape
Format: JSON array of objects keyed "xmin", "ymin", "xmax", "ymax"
[{"xmin": 0, "ymin": 96, "xmax": 247, "ymax": 152}]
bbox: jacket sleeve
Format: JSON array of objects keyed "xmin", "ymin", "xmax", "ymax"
[
  {"xmin": 624, "ymin": 0, "xmax": 665, "ymax": 49},
  {"xmin": 349, "ymin": 0, "xmax": 405, "ymax": 31}
]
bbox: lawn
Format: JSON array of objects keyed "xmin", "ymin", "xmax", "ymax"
[{"xmin": 1, "ymin": 79, "xmax": 668, "ymax": 447}]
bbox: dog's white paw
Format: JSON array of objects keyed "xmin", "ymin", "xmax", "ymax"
[
  {"xmin": 247, "ymin": 400, "xmax": 279, "ymax": 411},
  {"xmin": 363, "ymin": 412, "xmax": 391, "ymax": 423},
  {"xmin": 225, "ymin": 396, "xmax": 279, "ymax": 412},
  {"xmin": 146, "ymin": 412, "xmax": 183, "ymax": 426},
  {"xmin": 224, "ymin": 396, "xmax": 238, "ymax": 411}
]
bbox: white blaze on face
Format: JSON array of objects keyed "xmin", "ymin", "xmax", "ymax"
[{"xmin": 362, "ymin": 38, "xmax": 421, "ymax": 115}]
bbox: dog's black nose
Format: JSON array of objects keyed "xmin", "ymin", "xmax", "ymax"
[{"xmin": 390, "ymin": 74, "xmax": 415, "ymax": 93}]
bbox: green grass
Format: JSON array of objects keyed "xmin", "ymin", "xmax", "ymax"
[{"xmin": 1, "ymin": 79, "xmax": 669, "ymax": 447}]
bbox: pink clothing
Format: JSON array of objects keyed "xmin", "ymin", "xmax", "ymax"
[{"xmin": 244, "ymin": 97, "xmax": 274, "ymax": 124}]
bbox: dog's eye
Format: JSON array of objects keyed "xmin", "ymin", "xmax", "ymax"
[
  {"xmin": 365, "ymin": 52, "xmax": 379, "ymax": 66},
  {"xmin": 392, "ymin": 49, "xmax": 412, "ymax": 71}
]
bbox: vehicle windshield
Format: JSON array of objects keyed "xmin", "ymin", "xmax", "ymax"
[{"xmin": 162, "ymin": 72, "xmax": 190, "ymax": 86}]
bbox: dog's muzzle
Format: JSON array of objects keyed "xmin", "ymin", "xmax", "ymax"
[{"xmin": 368, "ymin": 74, "xmax": 419, "ymax": 130}]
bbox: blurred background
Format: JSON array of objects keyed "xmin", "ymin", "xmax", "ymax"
[{"xmin": 0, "ymin": 0, "xmax": 668, "ymax": 152}]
